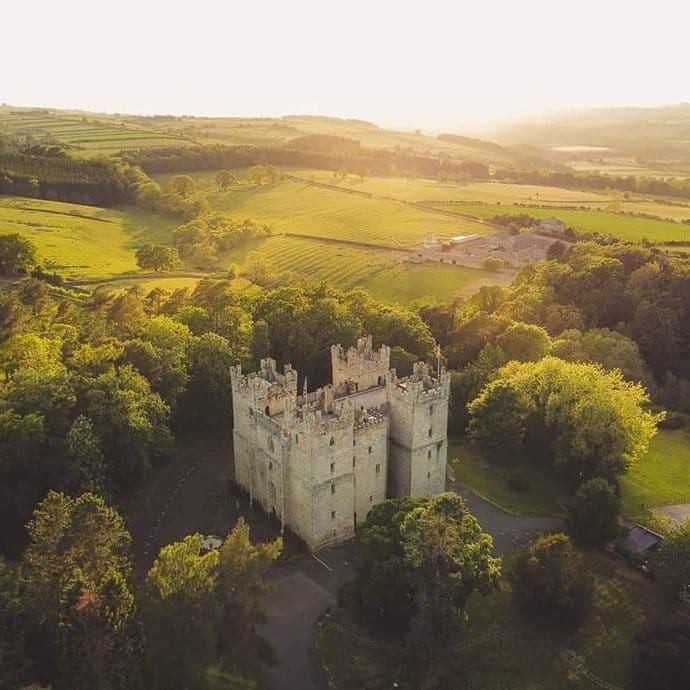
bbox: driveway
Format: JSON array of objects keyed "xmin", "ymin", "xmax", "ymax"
[{"xmin": 130, "ymin": 445, "xmax": 560, "ymax": 690}]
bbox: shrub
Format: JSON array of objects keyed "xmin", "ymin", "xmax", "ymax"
[
  {"xmin": 566, "ymin": 478, "xmax": 622, "ymax": 547},
  {"xmin": 510, "ymin": 533, "xmax": 592, "ymax": 629}
]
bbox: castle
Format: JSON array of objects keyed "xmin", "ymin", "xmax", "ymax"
[{"xmin": 230, "ymin": 336, "xmax": 450, "ymax": 550}]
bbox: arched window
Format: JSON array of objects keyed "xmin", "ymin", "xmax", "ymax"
[{"xmin": 330, "ymin": 436, "xmax": 335, "ymax": 446}]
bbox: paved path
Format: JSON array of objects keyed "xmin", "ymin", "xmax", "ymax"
[
  {"xmin": 655, "ymin": 502, "xmax": 690, "ymax": 527},
  {"xmin": 130, "ymin": 447, "xmax": 561, "ymax": 690}
]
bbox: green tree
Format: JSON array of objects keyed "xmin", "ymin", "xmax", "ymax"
[
  {"xmin": 495, "ymin": 322, "xmax": 551, "ymax": 363},
  {"xmin": 146, "ymin": 534, "xmax": 221, "ymax": 688},
  {"xmin": 510, "ymin": 533, "xmax": 592, "ymax": 629},
  {"xmin": 57, "ymin": 567, "xmax": 142, "ymax": 690},
  {"xmin": 215, "ymin": 170, "xmax": 238, "ymax": 190},
  {"xmin": 401, "ymin": 493, "xmax": 501, "ymax": 641},
  {"xmin": 467, "ymin": 358, "xmax": 660, "ymax": 483},
  {"xmin": 135, "ymin": 242, "xmax": 179, "ymax": 272},
  {"xmin": 217, "ymin": 518, "xmax": 281, "ymax": 615},
  {"xmin": 23, "ymin": 492, "xmax": 133, "ymax": 627},
  {"xmin": 0, "ymin": 233, "xmax": 37, "ymax": 274},
  {"xmin": 169, "ymin": 174, "xmax": 196, "ymax": 198},
  {"xmin": 566, "ymin": 478, "xmax": 621, "ymax": 547},
  {"xmin": 652, "ymin": 519, "xmax": 690, "ymax": 599},
  {"xmin": 482, "ymin": 255, "xmax": 505, "ymax": 272},
  {"xmin": 468, "ymin": 378, "xmax": 530, "ymax": 458},
  {"xmin": 345, "ymin": 498, "xmax": 423, "ymax": 634},
  {"xmin": 65, "ymin": 415, "xmax": 108, "ymax": 497}
]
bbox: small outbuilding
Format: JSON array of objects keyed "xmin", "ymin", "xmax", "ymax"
[{"xmin": 614, "ymin": 524, "xmax": 663, "ymax": 556}]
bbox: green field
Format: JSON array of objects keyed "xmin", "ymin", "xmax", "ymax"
[
  {"xmin": 0, "ymin": 196, "xmax": 175, "ymax": 278},
  {"xmin": 446, "ymin": 202, "xmax": 690, "ymax": 242},
  {"xmin": 361, "ymin": 262, "xmax": 513, "ymax": 304},
  {"xmin": 154, "ymin": 172, "xmax": 491, "ymax": 248},
  {"xmin": 450, "ymin": 428, "xmax": 690, "ymax": 522}
]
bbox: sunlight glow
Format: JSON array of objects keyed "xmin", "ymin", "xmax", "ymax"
[{"xmin": 4, "ymin": 0, "xmax": 688, "ymax": 129}]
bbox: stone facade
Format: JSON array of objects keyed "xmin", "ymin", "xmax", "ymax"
[{"xmin": 230, "ymin": 336, "xmax": 450, "ymax": 550}]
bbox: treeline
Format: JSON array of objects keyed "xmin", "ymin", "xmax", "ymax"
[
  {"xmin": 417, "ymin": 241, "xmax": 690, "ymax": 437},
  {"xmin": 494, "ymin": 166, "xmax": 690, "ymax": 199},
  {"xmin": 0, "ymin": 152, "xmax": 133, "ymax": 206},
  {"xmin": 120, "ymin": 143, "xmax": 492, "ymax": 179}
]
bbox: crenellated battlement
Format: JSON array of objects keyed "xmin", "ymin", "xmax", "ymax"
[
  {"xmin": 331, "ymin": 336, "xmax": 391, "ymax": 392},
  {"xmin": 387, "ymin": 362, "xmax": 450, "ymax": 406}
]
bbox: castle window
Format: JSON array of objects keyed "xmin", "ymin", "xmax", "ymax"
[
  {"xmin": 429, "ymin": 405, "xmax": 433, "ymax": 415},
  {"xmin": 368, "ymin": 446, "xmax": 372, "ymax": 454},
  {"xmin": 331, "ymin": 511, "xmax": 336, "ymax": 520},
  {"xmin": 295, "ymin": 434, "xmax": 298, "ymax": 444},
  {"xmin": 353, "ymin": 438, "xmax": 356, "ymax": 447},
  {"xmin": 331, "ymin": 484, "xmax": 335, "ymax": 494},
  {"xmin": 428, "ymin": 450, "xmax": 432, "ymax": 459},
  {"xmin": 353, "ymin": 456, "xmax": 356, "ymax": 467},
  {"xmin": 369, "ymin": 494, "xmax": 373, "ymax": 502},
  {"xmin": 269, "ymin": 461, "xmax": 273, "ymax": 471},
  {"xmin": 330, "ymin": 436, "xmax": 335, "ymax": 446},
  {"xmin": 375, "ymin": 463, "xmax": 380, "ymax": 474},
  {"xmin": 427, "ymin": 471, "xmax": 431, "ymax": 479},
  {"xmin": 428, "ymin": 427, "xmax": 433, "ymax": 438},
  {"xmin": 330, "ymin": 462, "xmax": 335, "ymax": 474},
  {"xmin": 249, "ymin": 407, "xmax": 254, "ymax": 416},
  {"xmin": 265, "ymin": 405, "xmax": 270, "ymax": 416}
]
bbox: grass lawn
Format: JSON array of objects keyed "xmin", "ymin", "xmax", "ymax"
[
  {"xmin": 446, "ymin": 202, "xmax": 690, "ymax": 242},
  {"xmin": 361, "ymin": 262, "xmax": 512, "ymax": 304},
  {"xmin": 0, "ymin": 196, "xmax": 176, "ymax": 279},
  {"xmin": 448, "ymin": 439, "xmax": 569, "ymax": 516},
  {"xmin": 620, "ymin": 428, "xmax": 690, "ymax": 522},
  {"xmin": 450, "ymin": 428, "xmax": 690, "ymax": 524}
]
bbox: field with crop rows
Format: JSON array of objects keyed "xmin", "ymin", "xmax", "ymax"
[
  {"xmin": 0, "ymin": 196, "xmax": 175, "ymax": 278},
  {"xmin": 0, "ymin": 111, "xmax": 190, "ymax": 154}
]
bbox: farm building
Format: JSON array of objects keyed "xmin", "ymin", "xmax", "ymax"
[{"xmin": 536, "ymin": 216, "xmax": 567, "ymax": 235}]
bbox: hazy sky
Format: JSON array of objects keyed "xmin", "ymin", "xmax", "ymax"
[{"xmin": 4, "ymin": 0, "xmax": 688, "ymax": 130}]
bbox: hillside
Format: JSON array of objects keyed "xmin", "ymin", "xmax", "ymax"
[
  {"xmin": 486, "ymin": 103, "xmax": 690, "ymax": 169},
  {"xmin": 0, "ymin": 105, "xmax": 556, "ymax": 168}
]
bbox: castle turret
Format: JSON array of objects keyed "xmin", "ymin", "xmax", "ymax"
[
  {"xmin": 386, "ymin": 362, "xmax": 450, "ymax": 498},
  {"xmin": 331, "ymin": 336, "xmax": 390, "ymax": 393}
]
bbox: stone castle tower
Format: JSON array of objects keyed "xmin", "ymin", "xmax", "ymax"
[{"xmin": 230, "ymin": 336, "xmax": 450, "ymax": 550}]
